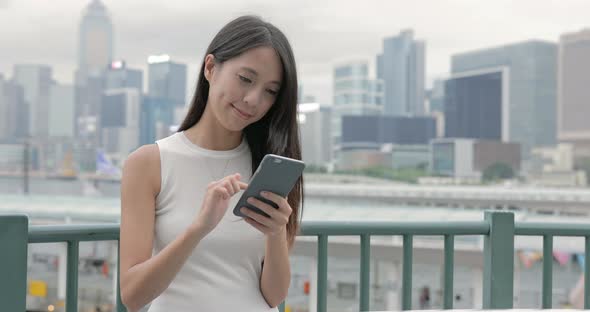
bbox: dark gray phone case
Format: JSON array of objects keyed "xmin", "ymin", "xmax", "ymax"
[{"xmin": 232, "ymin": 154, "xmax": 305, "ymax": 218}]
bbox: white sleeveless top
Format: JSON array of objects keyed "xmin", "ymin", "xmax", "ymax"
[{"xmin": 147, "ymin": 131, "xmax": 278, "ymax": 312}]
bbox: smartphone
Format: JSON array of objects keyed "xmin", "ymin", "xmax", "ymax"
[{"xmin": 233, "ymin": 154, "xmax": 305, "ymax": 218}]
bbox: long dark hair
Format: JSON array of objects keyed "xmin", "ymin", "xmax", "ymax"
[{"xmin": 178, "ymin": 15, "xmax": 304, "ymax": 247}]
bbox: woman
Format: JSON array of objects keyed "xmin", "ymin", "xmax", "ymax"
[{"xmin": 119, "ymin": 15, "xmax": 303, "ymax": 312}]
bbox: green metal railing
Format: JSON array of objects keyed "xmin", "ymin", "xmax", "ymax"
[
  {"xmin": 28, "ymin": 223, "xmax": 124, "ymax": 312},
  {"xmin": 2, "ymin": 211, "xmax": 590, "ymax": 312},
  {"xmin": 300, "ymin": 213, "xmax": 496, "ymax": 311},
  {"xmin": 0, "ymin": 216, "xmax": 125, "ymax": 312},
  {"xmin": 514, "ymin": 223, "xmax": 590, "ymax": 309}
]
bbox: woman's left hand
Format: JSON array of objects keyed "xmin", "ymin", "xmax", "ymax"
[{"xmin": 240, "ymin": 191, "xmax": 292, "ymax": 237}]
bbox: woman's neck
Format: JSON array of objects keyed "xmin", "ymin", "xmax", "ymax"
[{"xmin": 184, "ymin": 106, "xmax": 243, "ymax": 151}]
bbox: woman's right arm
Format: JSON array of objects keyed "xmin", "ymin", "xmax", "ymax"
[
  {"xmin": 119, "ymin": 144, "xmax": 247, "ymax": 311},
  {"xmin": 119, "ymin": 145, "xmax": 208, "ymax": 312}
]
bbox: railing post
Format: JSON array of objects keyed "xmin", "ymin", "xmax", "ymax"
[
  {"xmin": 66, "ymin": 240, "xmax": 80, "ymax": 312},
  {"xmin": 483, "ymin": 211, "xmax": 514, "ymax": 309},
  {"xmin": 0, "ymin": 215, "xmax": 28, "ymax": 312},
  {"xmin": 360, "ymin": 234, "xmax": 371, "ymax": 311},
  {"xmin": 542, "ymin": 235, "xmax": 553, "ymax": 308},
  {"xmin": 317, "ymin": 235, "xmax": 328, "ymax": 312},
  {"xmin": 585, "ymin": 236, "xmax": 590, "ymax": 309},
  {"xmin": 443, "ymin": 235, "xmax": 455, "ymax": 309},
  {"xmin": 402, "ymin": 235, "xmax": 413, "ymax": 310},
  {"xmin": 117, "ymin": 241, "xmax": 127, "ymax": 312}
]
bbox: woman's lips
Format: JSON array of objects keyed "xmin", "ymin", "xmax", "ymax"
[{"xmin": 231, "ymin": 104, "xmax": 253, "ymax": 120}]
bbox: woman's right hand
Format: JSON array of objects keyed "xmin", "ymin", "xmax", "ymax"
[{"xmin": 192, "ymin": 173, "xmax": 248, "ymax": 235}]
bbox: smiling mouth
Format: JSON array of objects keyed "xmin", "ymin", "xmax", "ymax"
[{"xmin": 231, "ymin": 104, "xmax": 253, "ymax": 119}]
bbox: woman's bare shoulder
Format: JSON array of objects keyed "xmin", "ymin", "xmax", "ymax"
[
  {"xmin": 123, "ymin": 144, "xmax": 161, "ymax": 195},
  {"xmin": 126, "ymin": 144, "xmax": 160, "ymax": 165}
]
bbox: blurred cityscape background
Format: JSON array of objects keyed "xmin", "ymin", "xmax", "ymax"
[{"xmin": 1, "ymin": 1, "xmax": 590, "ymax": 311}]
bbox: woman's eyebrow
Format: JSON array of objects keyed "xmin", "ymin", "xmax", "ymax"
[{"xmin": 240, "ymin": 66, "xmax": 281, "ymax": 86}]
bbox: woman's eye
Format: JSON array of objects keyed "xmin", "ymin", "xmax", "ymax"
[
  {"xmin": 238, "ymin": 75, "xmax": 252, "ymax": 83},
  {"xmin": 267, "ymin": 89, "xmax": 278, "ymax": 96}
]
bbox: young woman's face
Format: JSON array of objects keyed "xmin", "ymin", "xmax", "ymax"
[{"xmin": 204, "ymin": 46, "xmax": 283, "ymax": 132}]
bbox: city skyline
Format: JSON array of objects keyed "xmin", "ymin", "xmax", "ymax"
[{"xmin": 1, "ymin": 0, "xmax": 589, "ymax": 104}]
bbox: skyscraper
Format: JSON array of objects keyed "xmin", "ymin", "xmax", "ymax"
[
  {"xmin": 558, "ymin": 29, "xmax": 590, "ymax": 161},
  {"xmin": 140, "ymin": 96, "xmax": 175, "ymax": 146},
  {"xmin": 101, "ymin": 88, "xmax": 141, "ymax": 164},
  {"xmin": 105, "ymin": 61, "xmax": 143, "ymax": 91},
  {"xmin": 377, "ymin": 30, "xmax": 426, "ymax": 116},
  {"xmin": 148, "ymin": 55, "xmax": 188, "ymax": 107},
  {"xmin": 2, "ymin": 80, "xmax": 28, "ymax": 141},
  {"xmin": 0, "ymin": 74, "xmax": 9, "ymax": 140},
  {"xmin": 341, "ymin": 115, "xmax": 436, "ymax": 148},
  {"xmin": 444, "ymin": 68, "xmax": 507, "ymax": 141},
  {"xmin": 298, "ymin": 103, "xmax": 332, "ymax": 167},
  {"xmin": 77, "ymin": 0, "xmax": 113, "ymax": 83},
  {"xmin": 332, "ymin": 60, "xmax": 384, "ymax": 162},
  {"xmin": 333, "ymin": 60, "xmax": 384, "ymax": 116},
  {"xmin": 49, "ymin": 84, "xmax": 75, "ymax": 138},
  {"xmin": 12, "ymin": 64, "xmax": 53, "ymax": 138},
  {"xmin": 450, "ymin": 40, "xmax": 557, "ymax": 162},
  {"xmin": 75, "ymin": 0, "xmax": 113, "ymax": 144},
  {"xmin": 75, "ymin": 74, "xmax": 105, "ymax": 137},
  {"xmin": 427, "ymin": 79, "xmax": 445, "ymax": 113}
]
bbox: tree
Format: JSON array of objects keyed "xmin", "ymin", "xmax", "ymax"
[
  {"xmin": 482, "ymin": 162, "xmax": 515, "ymax": 182},
  {"xmin": 304, "ymin": 164, "xmax": 327, "ymax": 173},
  {"xmin": 335, "ymin": 165, "xmax": 429, "ymax": 184}
]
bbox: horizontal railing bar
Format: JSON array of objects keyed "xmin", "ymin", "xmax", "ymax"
[
  {"xmin": 32, "ymin": 222, "xmax": 590, "ymax": 239},
  {"xmin": 515, "ymin": 223, "xmax": 590, "ymax": 236},
  {"xmin": 300, "ymin": 221, "xmax": 489, "ymax": 236},
  {"xmin": 18, "ymin": 218, "xmax": 590, "ymax": 311},
  {"xmin": 28, "ymin": 224, "xmax": 120, "ymax": 243}
]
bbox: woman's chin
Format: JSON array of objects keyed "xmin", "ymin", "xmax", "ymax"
[{"xmin": 222, "ymin": 119, "xmax": 248, "ymax": 132}]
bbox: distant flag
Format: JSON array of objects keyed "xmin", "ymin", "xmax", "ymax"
[
  {"xmin": 576, "ymin": 254, "xmax": 586, "ymax": 269},
  {"xmin": 102, "ymin": 261, "xmax": 110, "ymax": 277},
  {"xmin": 518, "ymin": 250, "xmax": 543, "ymax": 268},
  {"xmin": 96, "ymin": 151, "xmax": 120, "ymax": 176},
  {"xmin": 304, "ymin": 281, "xmax": 310, "ymax": 295},
  {"xmin": 553, "ymin": 251, "xmax": 571, "ymax": 266}
]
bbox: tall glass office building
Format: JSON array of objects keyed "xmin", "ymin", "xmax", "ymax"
[
  {"xmin": 341, "ymin": 115, "xmax": 436, "ymax": 147},
  {"xmin": 105, "ymin": 61, "xmax": 143, "ymax": 92},
  {"xmin": 558, "ymin": 29, "xmax": 590, "ymax": 161},
  {"xmin": 332, "ymin": 60, "xmax": 384, "ymax": 162},
  {"xmin": 377, "ymin": 29, "xmax": 425, "ymax": 116},
  {"xmin": 77, "ymin": 0, "xmax": 113, "ymax": 82},
  {"xmin": 444, "ymin": 69, "xmax": 505, "ymax": 141},
  {"xmin": 148, "ymin": 55, "xmax": 188, "ymax": 107},
  {"xmin": 12, "ymin": 65, "xmax": 53, "ymax": 138},
  {"xmin": 333, "ymin": 61, "xmax": 383, "ymax": 115},
  {"xmin": 449, "ymin": 40, "xmax": 557, "ymax": 162}
]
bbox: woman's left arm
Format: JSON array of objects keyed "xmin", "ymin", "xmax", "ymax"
[{"xmin": 239, "ymin": 191, "xmax": 293, "ymax": 308}]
